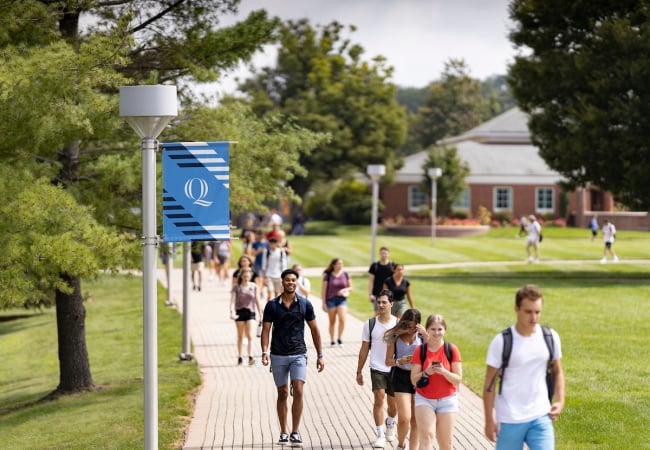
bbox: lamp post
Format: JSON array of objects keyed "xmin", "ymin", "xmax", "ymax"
[
  {"xmin": 367, "ymin": 164, "xmax": 385, "ymax": 264},
  {"xmin": 120, "ymin": 85, "xmax": 177, "ymax": 450},
  {"xmin": 427, "ymin": 167, "xmax": 442, "ymax": 245}
]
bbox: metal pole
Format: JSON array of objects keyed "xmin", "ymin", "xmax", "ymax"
[
  {"xmin": 142, "ymin": 137, "xmax": 158, "ymax": 450},
  {"xmin": 180, "ymin": 242, "xmax": 192, "ymax": 360},
  {"xmin": 431, "ymin": 177, "xmax": 438, "ymax": 245},
  {"xmin": 370, "ymin": 179, "xmax": 379, "ymax": 265},
  {"xmin": 165, "ymin": 243, "xmax": 173, "ymax": 306}
]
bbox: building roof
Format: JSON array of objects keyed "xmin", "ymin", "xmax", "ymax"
[{"xmin": 397, "ymin": 107, "xmax": 561, "ymax": 185}]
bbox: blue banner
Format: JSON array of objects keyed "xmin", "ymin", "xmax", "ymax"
[{"xmin": 161, "ymin": 142, "xmax": 230, "ymax": 242}]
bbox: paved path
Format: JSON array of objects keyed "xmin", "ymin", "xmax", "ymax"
[{"xmin": 158, "ymin": 265, "xmax": 494, "ymax": 450}]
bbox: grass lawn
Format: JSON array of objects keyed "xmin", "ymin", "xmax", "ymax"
[
  {"xmin": 1, "ymin": 224, "xmax": 649, "ymax": 449},
  {"xmin": 0, "ymin": 274, "xmax": 199, "ymax": 450}
]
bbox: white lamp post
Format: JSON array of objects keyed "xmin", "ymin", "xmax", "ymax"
[
  {"xmin": 367, "ymin": 164, "xmax": 386, "ymax": 264},
  {"xmin": 120, "ymin": 85, "xmax": 177, "ymax": 450},
  {"xmin": 427, "ymin": 167, "xmax": 442, "ymax": 245}
]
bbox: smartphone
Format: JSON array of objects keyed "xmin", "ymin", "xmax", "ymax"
[{"xmin": 432, "ymin": 361, "xmax": 441, "ymax": 367}]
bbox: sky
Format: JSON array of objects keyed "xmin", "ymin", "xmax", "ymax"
[{"xmin": 204, "ymin": 0, "xmax": 517, "ymax": 96}]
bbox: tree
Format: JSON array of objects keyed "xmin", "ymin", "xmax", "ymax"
[
  {"xmin": 240, "ymin": 20, "xmax": 407, "ymax": 199},
  {"xmin": 0, "ymin": 0, "xmax": 279, "ymax": 395},
  {"xmin": 421, "ymin": 144, "xmax": 471, "ymax": 217},
  {"xmin": 405, "ymin": 59, "xmax": 492, "ymax": 154},
  {"xmin": 508, "ymin": 0, "xmax": 650, "ymax": 210}
]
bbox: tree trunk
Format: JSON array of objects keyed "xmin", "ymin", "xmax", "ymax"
[{"xmin": 53, "ymin": 273, "xmax": 95, "ymax": 395}]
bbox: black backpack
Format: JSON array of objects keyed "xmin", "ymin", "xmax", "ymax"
[{"xmin": 497, "ymin": 325, "xmax": 556, "ymax": 401}]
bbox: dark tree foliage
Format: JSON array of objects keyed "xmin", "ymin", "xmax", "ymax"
[{"xmin": 509, "ymin": 0, "xmax": 650, "ymax": 210}]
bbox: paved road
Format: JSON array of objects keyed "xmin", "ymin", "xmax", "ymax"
[{"xmin": 159, "ymin": 266, "xmax": 494, "ymax": 450}]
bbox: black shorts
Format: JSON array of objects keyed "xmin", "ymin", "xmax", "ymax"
[
  {"xmin": 392, "ymin": 367, "xmax": 415, "ymax": 394},
  {"xmin": 235, "ymin": 308, "xmax": 256, "ymax": 322}
]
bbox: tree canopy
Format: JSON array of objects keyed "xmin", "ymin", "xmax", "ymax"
[
  {"xmin": 509, "ymin": 0, "xmax": 650, "ymax": 210},
  {"xmin": 239, "ymin": 20, "xmax": 407, "ymax": 197}
]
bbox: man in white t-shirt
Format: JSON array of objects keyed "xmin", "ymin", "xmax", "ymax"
[
  {"xmin": 600, "ymin": 219, "xmax": 619, "ymax": 263},
  {"xmin": 262, "ymin": 238, "xmax": 288, "ymax": 300},
  {"xmin": 525, "ymin": 215, "xmax": 542, "ymax": 263},
  {"xmin": 483, "ymin": 284, "xmax": 565, "ymax": 450},
  {"xmin": 356, "ymin": 290, "xmax": 398, "ymax": 448}
]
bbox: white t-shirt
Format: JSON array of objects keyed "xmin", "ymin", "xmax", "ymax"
[
  {"xmin": 263, "ymin": 247, "xmax": 287, "ymax": 278},
  {"xmin": 296, "ymin": 275, "xmax": 311, "ymax": 297},
  {"xmin": 486, "ymin": 324, "xmax": 562, "ymax": 424},
  {"xmin": 602, "ymin": 223, "xmax": 616, "ymax": 243},
  {"xmin": 362, "ymin": 315, "xmax": 398, "ymax": 373},
  {"xmin": 527, "ymin": 220, "xmax": 542, "ymax": 242}
]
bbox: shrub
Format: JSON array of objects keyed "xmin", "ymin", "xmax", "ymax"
[{"xmin": 476, "ymin": 206, "xmax": 492, "ymax": 226}]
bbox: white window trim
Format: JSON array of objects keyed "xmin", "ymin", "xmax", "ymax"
[
  {"xmin": 493, "ymin": 186, "xmax": 513, "ymax": 212},
  {"xmin": 408, "ymin": 185, "xmax": 426, "ymax": 213},
  {"xmin": 535, "ymin": 187, "xmax": 555, "ymax": 213}
]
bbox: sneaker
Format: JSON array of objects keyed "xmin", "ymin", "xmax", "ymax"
[
  {"xmin": 372, "ymin": 435, "xmax": 386, "ymax": 448},
  {"xmin": 278, "ymin": 433, "xmax": 289, "ymax": 445},
  {"xmin": 337, "ymin": 338, "xmax": 343, "ymax": 347},
  {"xmin": 237, "ymin": 357, "xmax": 243, "ymax": 365},
  {"xmin": 330, "ymin": 341, "xmax": 336, "ymax": 346},
  {"xmin": 600, "ymin": 257, "xmax": 607, "ymax": 264},
  {"xmin": 614, "ymin": 256, "xmax": 619, "ymax": 263},
  {"xmin": 385, "ymin": 419, "xmax": 396, "ymax": 442},
  {"xmin": 289, "ymin": 432, "xmax": 302, "ymax": 447},
  {"xmin": 527, "ymin": 256, "xmax": 533, "ymax": 264},
  {"xmin": 396, "ymin": 446, "xmax": 407, "ymax": 450},
  {"xmin": 248, "ymin": 356, "xmax": 254, "ymax": 366}
]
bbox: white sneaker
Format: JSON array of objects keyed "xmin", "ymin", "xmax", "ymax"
[
  {"xmin": 600, "ymin": 257, "xmax": 607, "ymax": 264},
  {"xmin": 614, "ymin": 256, "xmax": 619, "ymax": 263},
  {"xmin": 527, "ymin": 256, "xmax": 533, "ymax": 263},
  {"xmin": 385, "ymin": 419, "xmax": 396, "ymax": 442},
  {"xmin": 372, "ymin": 435, "xmax": 386, "ymax": 448}
]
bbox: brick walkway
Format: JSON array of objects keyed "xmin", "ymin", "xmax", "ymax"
[{"xmin": 159, "ymin": 266, "xmax": 493, "ymax": 450}]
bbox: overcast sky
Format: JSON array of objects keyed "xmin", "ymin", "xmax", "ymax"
[{"xmin": 204, "ymin": 0, "xmax": 517, "ymax": 96}]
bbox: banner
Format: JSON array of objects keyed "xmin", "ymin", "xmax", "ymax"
[{"xmin": 161, "ymin": 142, "xmax": 230, "ymax": 242}]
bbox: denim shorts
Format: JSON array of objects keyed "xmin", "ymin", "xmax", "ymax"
[
  {"xmin": 496, "ymin": 414, "xmax": 554, "ymax": 450},
  {"xmin": 325, "ymin": 296, "xmax": 348, "ymax": 309},
  {"xmin": 414, "ymin": 392, "xmax": 458, "ymax": 413},
  {"xmin": 270, "ymin": 354, "xmax": 307, "ymax": 387}
]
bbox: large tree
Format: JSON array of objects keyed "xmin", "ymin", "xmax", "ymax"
[
  {"xmin": 509, "ymin": 0, "xmax": 650, "ymax": 210},
  {"xmin": 240, "ymin": 20, "xmax": 407, "ymax": 198},
  {"xmin": 0, "ymin": 0, "xmax": 279, "ymax": 396},
  {"xmin": 404, "ymin": 59, "xmax": 493, "ymax": 155},
  {"xmin": 421, "ymin": 144, "xmax": 471, "ymax": 217}
]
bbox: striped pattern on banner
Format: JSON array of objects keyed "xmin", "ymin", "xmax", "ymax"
[{"xmin": 162, "ymin": 142, "xmax": 230, "ymax": 242}]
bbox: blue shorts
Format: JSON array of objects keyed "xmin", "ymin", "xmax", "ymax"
[
  {"xmin": 414, "ymin": 392, "xmax": 458, "ymax": 413},
  {"xmin": 270, "ymin": 354, "xmax": 308, "ymax": 387},
  {"xmin": 496, "ymin": 414, "xmax": 554, "ymax": 450},
  {"xmin": 325, "ymin": 296, "xmax": 348, "ymax": 309}
]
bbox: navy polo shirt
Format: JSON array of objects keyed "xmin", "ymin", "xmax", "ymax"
[{"xmin": 263, "ymin": 295, "xmax": 316, "ymax": 356}]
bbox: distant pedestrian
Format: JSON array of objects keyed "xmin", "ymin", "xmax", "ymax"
[
  {"xmin": 601, "ymin": 219, "xmax": 619, "ymax": 263},
  {"xmin": 215, "ymin": 239, "xmax": 231, "ymax": 283},
  {"xmin": 230, "ymin": 269, "xmax": 262, "ymax": 366},
  {"xmin": 321, "ymin": 257, "xmax": 352, "ymax": 347},
  {"xmin": 517, "ymin": 215, "xmax": 528, "ymax": 238},
  {"xmin": 261, "ymin": 269, "xmax": 324, "ymax": 447},
  {"xmin": 589, "ymin": 215, "xmax": 599, "ymax": 241},
  {"xmin": 382, "ymin": 263, "xmax": 414, "ymax": 319},
  {"xmin": 262, "ymin": 238, "xmax": 288, "ymax": 300},
  {"xmin": 190, "ymin": 241, "xmax": 204, "ymax": 291},
  {"xmin": 232, "ymin": 255, "xmax": 258, "ymax": 287},
  {"xmin": 368, "ymin": 246, "xmax": 395, "ymax": 312},
  {"xmin": 410, "ymin": 314, "xmax": 462, "ymax": 450},
  {"xmin": 526, "ymin": 215, "xmax": 542, "ymax": 263},
  {"xmin": 483, "ymin": 284, "xmax": 565, "ymax": 449},
  {"xmin": 356, "ymin": 289, "xmax": 398, "ymax": 448},
  {"xmin": 293, "ymin": 264, "xmax": 311, "ymax": 298},
  {"xmin": 384, "ymin": 308, "xmax": 427, "ymax": 450}
]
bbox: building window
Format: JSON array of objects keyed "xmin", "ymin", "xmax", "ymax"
[
  {"xmin": 452, "ymin": 189, "xmax": 470, "ymax": 211},
  {"xmin": 493, "ymin": 187, "xmax": 512, "ymax": 211},
  {"xmin": 536, "ymin": 187, "xmax": 554, "ymax": 213},
  {"xmin": 409, "ymin": 185, "xmax": 427, "ymax": 212}
]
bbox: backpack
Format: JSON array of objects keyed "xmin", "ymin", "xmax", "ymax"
[
  {"xmin": 498, "ymin": 325, "xmax": 556, "ymax": 401},
  {"xmin": 418, "ymin": 341, "xmax": 453, "ymax": 367},
  {"xmin": 367, "ymin": 317, "xmax": 377, "ymax": 350}
]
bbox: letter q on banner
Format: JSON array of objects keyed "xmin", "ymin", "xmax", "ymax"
[{"xmin": 161, "ymin": 142, "xmax": 230, "ymax": 242}]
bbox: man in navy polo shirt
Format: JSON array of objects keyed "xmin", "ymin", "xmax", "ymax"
[{"xmin": 261, "ymin": 268, "xmax": 324, "ymax": 447}]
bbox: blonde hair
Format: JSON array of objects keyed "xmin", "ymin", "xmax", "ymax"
[{"xmin": 424, "ymin": 314, "xmax": 447, "ymax": 330}]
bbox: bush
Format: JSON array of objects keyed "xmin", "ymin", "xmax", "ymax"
[
  {"xmin": 476, "ymin": 206, "xmax": 492, "ymax": 226},
  {"xmin": 492, "ymin": 211, "xmax": 513, "ymax": 225},
  {"xmin": 330, "ymin": 178, "xmax": 381, "ymax": 225}
]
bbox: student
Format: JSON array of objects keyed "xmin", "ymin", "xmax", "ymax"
[
  {"xmin": 526, "ymin": 215, "xmax": 542, "ymax": 263},
  {"xmin": 261, "ymin": 269, "xmax": 324, "ymax": 447},
  {"xmin": 368, "ymin": 246, "xmax": 395, "ymax": 311},
  {"xmin": 384, "ymin": 309, "xmax": 427, "ymax": 450},
  {"xmin": 321, "ymin": 258, "xmax": 352, "ymax": 347},
  {"xmin": 382, "ymin": 263, "xmax": 414, "ymax": 319},
  {"xmin": 356, "ymin": 289, "xmax": 398, "ymax": 448},
  {"xmin": 601, "ymin": 219, "xmax": 619, "ymax": 263},
  {"xmin": 410, "ymin": 314, "xmax": 462, "ymax": 450},
  {"xmin": 229, "ymin": 269, "xmax": 262, "ymax": 366},
  {"xmin": 483, "ymin": 284, "xmax": 565, "ymax": 450}
]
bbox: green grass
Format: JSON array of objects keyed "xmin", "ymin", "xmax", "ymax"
[
  {"xmin": 0, "ymin": 274, "xmax": 199, "ymax": 450},
  {"xmin": 2, "ymin": 224, "xmax": 649, "ymax": 449}
]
